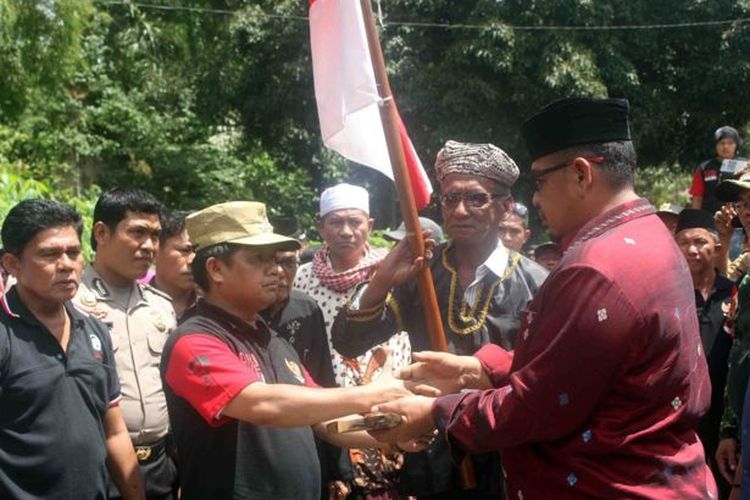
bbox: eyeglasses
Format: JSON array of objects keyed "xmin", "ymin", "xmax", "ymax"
[
  {"xmin": 247, "ymin": 252, "xmax": 299, "ymax": 270},
  {"xmin": 440, "ymin": 192, "xmax": 507, "ymax": 209},
  {"xmin": 532, "ymin": 156, "xmax": 605, "ymax": 191}
]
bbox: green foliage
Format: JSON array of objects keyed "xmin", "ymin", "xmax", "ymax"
[
  {"xmin": 634, "ymin": 164, "xmax": 692, "ymax": 209},
  {"xmin": 0, "ymin": 0, "xmax": 749, "ymax": 231},
  {"xmin": 0, "ymin": 161, "xmax": 100, "ymax": 261}
]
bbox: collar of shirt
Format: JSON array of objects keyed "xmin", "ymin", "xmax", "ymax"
[
  {"xmin": 4, "ymin": 286, "xmax": 86, "ymax": 330},
  {"xmin": 464, "ymin": 242, "xmax": 509, "ymax": 305},
  {"xmin": 560, "ymin": 198, "xmax": 654, "ymax": 253},
  {"xmin": 189, "ymin": 298, "xmax": 272, "ymax": 342}
]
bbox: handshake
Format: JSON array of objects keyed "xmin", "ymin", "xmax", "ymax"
[{"xmin": 351, "ymin": 349, "xmax": 492, "ymax": 451}]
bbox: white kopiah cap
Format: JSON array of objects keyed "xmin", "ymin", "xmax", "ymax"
[{"xmin": 319, "ymin": 183, "xmax": 370, "ymax": 218}]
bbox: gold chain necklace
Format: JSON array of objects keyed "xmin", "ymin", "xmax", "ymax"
[{"xmin": 443, "ymin": 244, "xmax": 521, "ymax": 335}]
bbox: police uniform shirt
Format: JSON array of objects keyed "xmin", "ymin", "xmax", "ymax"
[
  {"xmin": 74, "ymin": 265, "xmax": 176, "ymax": 444},
  {"xmin": 0, "ymin": 287, "xmax": 120, "ymax": 499}
]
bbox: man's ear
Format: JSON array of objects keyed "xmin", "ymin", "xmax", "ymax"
[
  {"xmin": 2, "ymin": 252, "xmax": 19, "ymax": 277},
  {"xmin": 571, "ymin": 157, "xmax": 595, "ymax": 193},
  {"xmin": 206, "ymin": 256, "xmax": 226, "ymax": 287},
  {"xmin": 368, "ymin": 217, "xmax": 375, "ymax": 232},
  {"xmin": 92, "ymin": 221, "xmax": 111, "ymax": 248}
]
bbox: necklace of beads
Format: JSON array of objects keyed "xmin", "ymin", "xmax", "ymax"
[{"xmin": 442, "ymin": 244, "xmax": 521, "ymax": 335}]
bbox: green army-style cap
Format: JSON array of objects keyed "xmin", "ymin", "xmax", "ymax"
[
  {"xmin": 186, "ymin": 201, "xmax": 301, "ymax": 251},
  {"xmin": 717, "ymin": 169, "xmax": 750, "ymax": 202}
]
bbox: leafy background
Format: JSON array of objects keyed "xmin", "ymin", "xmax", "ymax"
[{"xmin": 1, "ymin": 0, "xmax": 746, "ymax": 252}]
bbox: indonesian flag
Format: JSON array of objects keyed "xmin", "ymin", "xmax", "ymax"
[{"xmin": 309, "ymin": 0, "xmax": 433, "ymax": 209}]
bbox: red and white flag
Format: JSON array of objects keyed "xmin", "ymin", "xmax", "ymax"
[{"xmin": 309, "ymin": 0, "xmax": 432, "ymax": 209}]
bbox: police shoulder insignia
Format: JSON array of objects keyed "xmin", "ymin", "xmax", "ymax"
[{"xmin": 92, "ymin": 278, "xmax": 109, "ymax": 298}]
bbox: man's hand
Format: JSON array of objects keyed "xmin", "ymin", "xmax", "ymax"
[
  {"xmin": 376, "ymin": 231, "xmax": 436, "ymax": 288},
  {"xmin": 396, "ymin": 430, "xmax": 439, "ymax": 453},
  {"xmin": 327, "ymin": 481, "xmax": 350, "ymax": 500},
  {"xmin": 358, "ymin": 231, "xmax": 435, "ymax": 310},
  {"xmin": 368, "ymin": 395, "xmax": 437, "ymax": 444},
  {"xmin": 715, "ymin": 205, "xmax": 737, "ymax": 245},
  {"xmin": 399, "ymin": 351, "xmax": 489, "ymax": 395},
  {"xmin": 366, "ymin": 347, "xmax": 441, "ymax": 399},
  {"xmin": 716, "ymin": 437, "xmax": 739, "ymax": 483}
]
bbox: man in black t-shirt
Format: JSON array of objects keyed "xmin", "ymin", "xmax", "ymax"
[
  {"xmin": 161, "ymin": 201, "xmax": 431, "ymax": 499},
  {"xmin": 0, "ymin": 199, "xmax": 143, "ymax": 499},
  {"xmin": 690, "ymin": 126, "xmax": 744, "ymax": 214}
]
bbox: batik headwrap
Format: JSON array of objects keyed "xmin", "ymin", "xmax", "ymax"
[{"xmin": 434, "ymin": 140, "xmax": 519, "ymax": 187}]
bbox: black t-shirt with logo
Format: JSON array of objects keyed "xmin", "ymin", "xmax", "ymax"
[
  {"xmin": 161, "ymin": 299, "xmax": 320, "ymax": 500},
  {"xmin": 0, "ymin": 287, "xmax": 120, "ymax": 499}
]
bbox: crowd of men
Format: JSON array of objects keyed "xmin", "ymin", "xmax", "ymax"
[{"xmin": 0, "ymin": 96, "xmax": 743, "ymax": 500}]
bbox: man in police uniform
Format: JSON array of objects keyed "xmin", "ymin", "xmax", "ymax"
[{"xmin": 74, "ymin": 188, "xmax": 177, "ymax": 499}]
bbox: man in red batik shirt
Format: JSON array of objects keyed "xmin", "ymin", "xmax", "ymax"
[{"xmin": 369, "ymin": 98, "xmax": 717, "ymax": 499}]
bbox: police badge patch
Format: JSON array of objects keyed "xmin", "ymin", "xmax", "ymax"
[
  {"xmin": 89, "ymin": 333, "xmax": 103, "ymax": 360},
  {"xmin": 285, "ymin": 358, "xmax": 306, "ymax": 384}
]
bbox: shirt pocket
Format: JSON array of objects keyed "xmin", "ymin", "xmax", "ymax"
[{"xmin": 147, "ymin": 329, "xmax": 167, "ymax": 355}]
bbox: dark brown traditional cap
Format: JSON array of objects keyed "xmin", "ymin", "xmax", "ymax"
[{"xmin": 521, "ymin": 98, "xmax": 631, "ymax": 161}]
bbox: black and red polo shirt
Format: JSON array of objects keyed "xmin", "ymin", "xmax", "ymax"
[
  {"xmin": 689, "ymin": 157, "xmax": 733, "ymax": 214},
  {"xmin": 0, "ymin": 287, "xmax": 120, "ymax": 499},
  {"xmin": 161, "ymin": 299, "xmax": 321, "ymax": 500}
]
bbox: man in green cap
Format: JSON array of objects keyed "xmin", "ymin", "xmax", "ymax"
[{"xmin": 160, "ymin": 201, "xmax": 432, "ymax": 499}]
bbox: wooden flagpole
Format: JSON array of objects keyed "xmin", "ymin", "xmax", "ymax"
[{"xmin": 358, "ymin": 0, "xmax": 476, "ymax": 489}]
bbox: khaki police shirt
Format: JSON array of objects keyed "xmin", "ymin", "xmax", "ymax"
[{"xmin": 74, "ymin": 265, "xmax": 176, "ymax": 445}]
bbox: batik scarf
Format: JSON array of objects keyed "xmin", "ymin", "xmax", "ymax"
[{"xmin": 311, "ymin": 244, "xmax": 387, "ymax": 292}]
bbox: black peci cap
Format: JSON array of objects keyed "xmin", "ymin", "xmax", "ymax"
[
  {"xmin": 269, "ymin": 215, "xmax": 302, "ymax": 239},
  {"xmin": 675, "ymin": 208, "xmax": 716, "ymax": 235},
  {"xmin": 521, "ymin": 98, "xmax": 632, "ymax": 161}
]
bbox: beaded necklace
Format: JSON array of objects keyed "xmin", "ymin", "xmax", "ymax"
[{"xmin": 442, "ymin": 244, "xmax": 522, "ymax": 335}]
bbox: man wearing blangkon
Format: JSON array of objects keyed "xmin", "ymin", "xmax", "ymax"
[{"xmin": 370, "ymin": 98, "xmax": 717, "ymax": 498}]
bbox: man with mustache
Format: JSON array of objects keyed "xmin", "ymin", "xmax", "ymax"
[
  {"xmin": 74, "ymin": 188, "xmax": 178, "ymax": 500},
  {"xmin": 369, "ymin": 98, "xmax": 715, "ymax": 499},
  {"xmin": 294, "ymin": 183, "xmax": 410, "ymax": 498},
  {"xmin": 332, "ymin": 141, "xmax": 547, "ymax": 497},
  {"xmin": 0, "ymin": 199, "xmax": 144, "ymax": 499}
]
